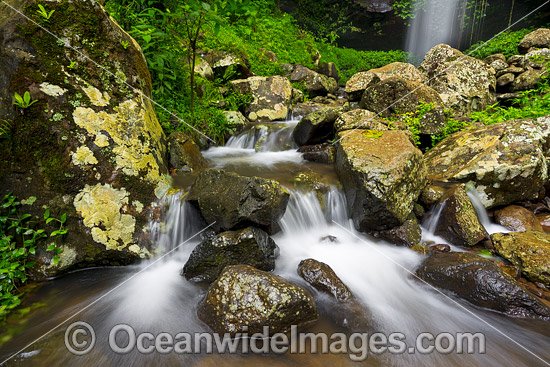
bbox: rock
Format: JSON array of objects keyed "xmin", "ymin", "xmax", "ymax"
[
  {"xmin": 317, "ymin": 62, "xmax": 339, "ymax": 83},
  {"xmin": 360, "ymin": 77, "xmax": 446, "ymax": 135},
  {"xmin": 411, "ymin": 244, "xmax": 430, "ymax": 255},
  {"xmin": 433, "ymin": 185, "xmax": 488, "ymax": 247},
  {"xmin": 484, "ymin": 54, "xmax": 506, "ymax": 64},
  {"xmin": 417, "ymin": 252, "xmax": 550, "ymax": 318},
  {"xmin": 290, "ymin": 172, "xmax": 330, "ymax": 208},
  {"xmin": 507, "ymin": 55, "xmax": 526, "ymax": 68},
  {"xmin": 424, "ymin": 117, "xmax": 550, "ymax": 208},
  {"xmin": 230, "ymin": 76, "xmax": 292, "ymax": 122},
  {"xmin": 494, "ymin": 205, "xmax": 543, "ymax": 232},
  {"xmin": 525, "ymin": 48, "xmax": 550, "ymax": 69},
  {"xmin": 298, "ymin": 143, "xmax": 336, "ymax": 164},
  {"xmin": 182, "ymin": 227, "xmax": 278, "ymax": 283},
  {"xmin": 419, "ymin": 181, "xmax": 450, "ymax": 208},
  {"xmin": 518, "ymin": 28, "xmax": 550, "ymax": 54},
  {"xmin": 334, "ymin": 109, "xmax": 406, "ymax": 133},
  {"xmin": 292, "ymin": 101, "xmax": 333, "ymax": 117},
  {"xmin": 292, "ymin": 106, "xmax": 342, "ymax": 146},
  {"xmin": 0, "ymin": 0, "xmax": 170, "ymax": 279},
  {"xmin": 335, "ymin": 130, "xmax": 427, "ymax": 231},
  {"xmin": 496, "ymin": 73, "xmax": 515, "ymax": 89},
  {"xmin": 511, "ymin": 69, "xmax": 544, "ymax": 91},
  {"xmin": 372, "ymin": 214, "xmax": 422, "ymax": 247},
  {"xmin": 290, "ymin": 65, "xmax": 338, "ymax": 97},
  {"xmin": 344, "ymin": 71, "xmax": 380, "ymax": 102},
  {"xmin": 537, "ymin": 214, "xmax": 550, "ymax": 233},
  {"xmin": 492, "ymin": 231, "xmax": 550, "ymax": 286},
  {"xmin": 430, "ymin": 244, "xmax": 451, "ymax": 253},
  {"xmin": 198, "ymin": 265, "xmax": 318, "ymax": 335},
  {"xmin": 419, "ymin": 44, "xmax": 496, "ymax": 114},
  {"xmin": 297, "ymin": 259, "xmax": 354, "ymax": 302},
  {"xmin": 187, "ymin": 169, "xmax": 289, "ymax": 232},
  {"xmin": 204, "ymin": 51, "xmax": 251, "ymax": 80},
  {"xmin": 369, "ymin": 62, "xmax": 423, "ymax": 83},
  {"xmin": 291, "ymin": 88, "xmax": 304, "ymax": 104},
  {"xmin": 168, "ymin": 132, "xmax": 207, "ymax": 173},
  {"xmin": 223, "ymin": 111, "xmax": 249, "ymax": 135},
  {"xmin": 194, "ymin": 59, "xmax": 214, "ymax": 81}
]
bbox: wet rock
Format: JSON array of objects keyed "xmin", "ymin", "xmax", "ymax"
[
  {"xmin": 230, "ymin": 76, "xmax": 292, "ymax": 122},
  {"xmin": 293, "ymin": 106, "xmax": 342, "ymax": 146},
  {"xmin": 536, "ymin": 213, "xmax": 550, "ymax": 233},
  {"xmin": 320, "ymin": 235, "xmax": 338, "ymax": 243},
  {"xmin": 0, "ymin": 0, "xmax": 171, "ymax": 279},
  {"xmin": 204, "ymin": 51, "xmax": 251, "ymax": 80},
  {"xmin": 298, "ymin": 143, "xmax": 337, "ymax": 164},
  {"xmin": 416, "ymin": 252, "xmax": 550, "ymax": 318},
  {"xmin": 187, "ymin": 169, "xmax": 289, "ymax": 232},
  {"xmin": 372, "ymin": 214, "xmax": 422, "ymax": 247},
  {"xmin": 411, "ymin": 244, "xmax": 430, "ymax": 255},
  {"xmin": 298, "ymin": 259, "xmax": 354, "ymax": 302},
  {"xmin": 434, "ymin": 185, "xmax": 488, "ymax": 247},
  {"xmin": 369, "ymin": 62, "xmax": 423, "ymax": 83},
  {"xmin": 318, "ymin": 62, "xmax": 339, "ymax": 83},
  {"xmin": 290, "ymin": 171, "xmax": 330, "ymax": 208},
  {"xmin": 430, "ymin": 244, "xmax": 451, "ymax": 253},
  {"xmin": 494, "ymin": 205, "xmax": 543, "ymax": 232},
  {"xmin": 335, "ymin": 130, "xmax": 427, "ymax": 231},
  {"xmin": 518, "ymin": 28, "xmax": 550, "ymax": 54},
  {"xmin": 511, "ymin": 69, "xmax": 544, "ymax": 92},
  {"xmin": 419, "ymin": 181, "xmax": 449, "ymax": 208},
  {"xmin": 344, "ymin": 71, "xmax": 380, "ymax": 102},
  {"xmin": 168, "ymin": 132, "xmax": 208, "ymax": 173},
  {"xmin": 492, "ymin": 231, "xmax": 550, "ymax": 286},
  {"xmin": 290, "ymin": 65, "xmax": 338, "ymax": 97},
  {"xmin": 419, "ymin": 44, "xmax": 496, "ymax": 114},
  {"xmin": 360, "ymin": 77, "xmax": 446, "ymax": 135},
  {"xmin": 182, "ymin": 227, "xmax": 278, "ymax": 283},
  {"xmin": 198, "ymin": 265, "xmax": 318, "ymax": 335},
  {"xmin": 424, "ymin": 117, "xmax": 550, "ymax": 209}
]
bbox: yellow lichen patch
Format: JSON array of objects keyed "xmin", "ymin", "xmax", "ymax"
[
  {"xmin": 132, "ymin": 200, "xmax": 144, "ymax": 213},
  {"xmin": 40, "ymin": 82, "xmax": 67, "ymax": 97},
  {"xmin": 94, "ymin": 133, "xmax": 110, "ymax": 147},
  {"xmin": 128, "ymin": 244, "xmax": 151, "ymax": 259},
  {"xmin": 82, "ymin": 85, "xmax": 111, "ymax": 107},
  {"xmin": 74, "ymin": 184, "xmax": 136, "ymax": 250},
  {"xmin": 71, "ymin": 146, "xmax": 98, "ymax": 166}
]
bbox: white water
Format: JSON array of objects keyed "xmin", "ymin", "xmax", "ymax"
[{"xmin": 406, "ymin": 0, "xmax": 461, "ymax": 61}]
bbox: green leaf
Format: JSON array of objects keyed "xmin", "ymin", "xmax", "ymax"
[
  {"xmin": 46, "ymin": 244, "xmax": 56, "ymax": 252},
  {"xmin": 60, "ymin": 213, "xmax": 66, "ymax": 224},
  {"xmin": 23, "ymin": 91, "xmax": 31, "ymax": 104},
  {"xmin": 44, "ymin": 209, "xmax": 50, "ymax": 219},
  {"xmin": 46, "ymin": 217, "xmax": 55, "ymax": 224}
]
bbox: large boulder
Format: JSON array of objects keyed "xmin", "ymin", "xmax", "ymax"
[
  {"xmin": 372, "ymin": 213, "xmax": 422, "ymax": 247},
  {"xmin": 230, "ymin": 76, "xmax": 292, "ymax": 122},
  {"xmin": 290, "ymin": 65, "xmax": 338, "ymax": 97},
  {"xmin": 511, "ymin": 69, "xmax": 545, "ymax": 92},
  {"xmin": 360, "ymin": 77, "xmax": 446, "ymax": 135},
  {"xmin": 433, "ymin": 185, "xmax": 488, "ymax": 247},
  {"xmin": 187, "ymin": 169, "xmax": 289, "ymax": 232},
  {"xmin": 344, "ymin": 71, "xmax": 380, "ymax": 102},
  {"xmin": 419, "ymin": 44, "xmax": 496, "ymax": 114},
  {"xmin": 368, "ymin": 62, "xmax": 423, "ymax": 83},
  {"xmin": 167, "ymin": 132, "xmax": 207, "ymax": 173},
  {"xmin": 0, "ymin": 0, "xmax": 170, "ymax": 279},
  {"xmin": 297, "ymin": 259, "xmax": 354, "ymax": 302},
  {"xmin": 292, "ymin": 106, "xmax": 342, "ymax": 146},
  {"xmin": 424, "ymin": 117, "xmax": 550, "ymax": 208},
  {"xmin": 335, "ymin": 130, "xmax": 427, "ymax": 231},
  {"xmin": 198, "ymin": 265, "xmax": 318, "ymax": 335},
  {"xmin": 492, "ymin": 232, "xmax": 550, "ymax": 286},
  {"xmin": 182, "ymin": 227, "xmax": 278, "ymax": 283},
  {"xmin": 518, "ymin": 28, "xmax": 550, "ymax": 54},
  {"xmin": 204, "ymin": 51, "xmax": 251, "ymax": 80},
  {"xmin": 494, "ymin": 206, "xmax": 543, "ymax": 232},
  {"xmin": 417, "ymin": 252, "xmax": 550, "ymax": 318},
  {"xmin": 334, "ymin": 109, "xmax": 406, "ymax": 133}
]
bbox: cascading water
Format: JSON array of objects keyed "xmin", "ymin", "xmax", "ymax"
[{"xmin": 405, "ymin": 0, "xmax": 462, "ymax": 62}]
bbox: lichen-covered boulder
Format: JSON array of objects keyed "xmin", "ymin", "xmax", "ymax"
[
  {"xmin": 433, "ymin": 185, "xmax": 488, "ymax": 247},
  {"xmin": 223, "ymin": 111, "xmax": 249, "ymax": 135},
  {"xmin": 297, "ymin": 259, "xmax": 354, "ymax": 302},
  {"xmin": 369, "ymin": 62, "xmax": 423, "ymax": 83},
  {"xmin": 167, "ymin": 132, "xmax": 207, "ymax": 173},
  {"xmin": 417, "ymin": 252, "xmax": 550, "ymax": 318},
  {"xmin": 204, "ymin": 51, "xmax": 251, "ymax": 80},
  {"xmin": 230, "ymin": 76, "xmax": 292, "ymax": 122},
  {"xmin": 0, "ymin": 0, "xmax": 170, "ymax": 279},
  {"xmin": 292, "ymin": 106, "xmax": 342, "ymax": 146},
  {"xmin": 419, "ymin": 44, "xmax": 496, "ymax": 114},
  {"xmin": 372, "ymin": 213, "xmax": 422, "ymax": 247},
  {"xmin": 334, "ymin": 109, "xmax": 403, "ymax": 133},
  {"xmin": 290, "ymin": 65, "xmax": 338, "ymax": 97},
  {"xmin": 360, "ymin": 76, "xmax": 446, "ymax": 135},
  {"xmin": 511, "ymin": 69, "xmax": 545, "ymax": 92},
  {"xmin": 182, "ymin": 227, "xmax": 278, "ymax": 283},
  {"xmin": 525, "ymin": 48, "xmax": 550, "ymax": 69},
  {"xmin": 335, "ymin": 130, "xmax": 427, "ymax": 231},
  {"xmin": 198, "ymin": 265, "xmax": 318, "ymax": 335},
  {"xmin": 344, "ymin": 71, "xmax": 380, "ymax": 102},
  {"xmin": 518, "ymin": 28, "xmax": 550, "ymax": 54},
  {"xmin": 424, "ymin": 117, "xmax": 550, "ymax": 208},
  {"xmin": 187, "ymin": 169, "xmax": 289, "ymax": 232},
  {"xmin": 492, "ymin": 231, "xmax": 550, "ymax": 286},
  {"xmin": 494, "ymin": 206, "xmax": 543, "ymax": 232},
  {"xmin": 318, "ymin": 62, "xmax": 339, "ymax": 82}
]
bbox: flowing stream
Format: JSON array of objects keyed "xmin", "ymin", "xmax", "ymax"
[{"xmin": 1, "ymin": 121, "xmax": 549, "ymax": 366}]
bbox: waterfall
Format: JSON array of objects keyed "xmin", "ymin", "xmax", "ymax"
[{"xmin": 405, "ymin": 0, "xmax": 462, "ymax": 62}]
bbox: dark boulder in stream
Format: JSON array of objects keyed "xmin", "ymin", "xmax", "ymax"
[
  {"xmin": 298, "ymin": 258, "xmax": 355, "ymax": 302},
  {"xmin": 198, "ymin": 265, "xmax": 318, "ymax": 335},
  {"xmin": 182, "ymin": 227, "xmax": 279, "ymax": 283},
  {"xmin": 292, "ymin": 106, "xmax": 342, "ymax": 146},
  {"xmin": 416, "ymin": 252, "xmax": 550, "ymax": 319},
  {"xmin": 187, "ymin": 169, "xmax": 290, "ymax": 233}
]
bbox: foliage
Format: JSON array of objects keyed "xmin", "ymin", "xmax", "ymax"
[
  {"xmin": 292, "ymin": 0, "xmax": 356, "ymax": 40},
  {"xmin": 12, "ymin": 91, "xmax": 37, "ymax": 109},
  {"xmin": 36, "ymin": 4, "xmax": 55, "ymax": 20},
  {"xmin": 0, "ymin": 120, "xmax": 11, "ymax": 139},
  {"xmin": 465, "ymin": 28, "xmax": 534, "ymax": 59},
  {"xmin": 0, "ymin": 194, "xmax": 66, "ymax": 320}
]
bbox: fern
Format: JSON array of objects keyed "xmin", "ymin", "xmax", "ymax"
[{"xmin": 0, "ymin": 120, "xmax": 12, "ymax": 138}]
